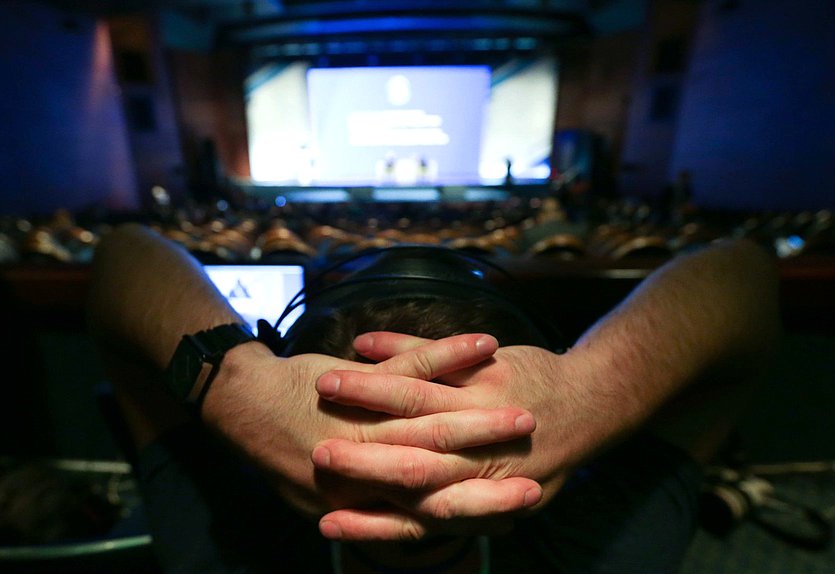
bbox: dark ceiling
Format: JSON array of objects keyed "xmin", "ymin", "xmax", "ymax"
[{"xmin": 43, "ymin": 0, "xmax": 649, "ymax": 45}]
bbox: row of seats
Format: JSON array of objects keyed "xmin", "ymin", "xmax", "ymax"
[{"xmin": 1, "ymin": 200, "xmax": 833, "ymax": 266}]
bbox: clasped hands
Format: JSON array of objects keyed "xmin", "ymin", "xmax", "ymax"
[
  {"xmin": 206, "ymin": 331, "xmax": 591, "ymax": 543},
  {"xmin": 306, "ymin": 332, "xmax": 587, "ymax": 542}
]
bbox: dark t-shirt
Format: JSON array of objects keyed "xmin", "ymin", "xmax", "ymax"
[{"xmin": 137, "ymin": 424, "xmax": 702, "ymax": 574}]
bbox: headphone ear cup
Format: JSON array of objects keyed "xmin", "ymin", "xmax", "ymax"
[
  {"xmin": 501, "ymin": 291, "xmax": 568, "ymax": 353},
  {"xmin": 273, "ymin": 245, "xmax": 569, "ymax": 355}
]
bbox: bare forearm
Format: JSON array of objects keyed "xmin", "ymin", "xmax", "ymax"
[
  {"xmin": 86, "ymin": 223, "xmax": 241, "ymax": 369},
  {"xmin": 568, "ymin": 238, "xmax": 781, "ymax": 452},
  {"xmin": 303, "ymin": 240, "xmax": 782, "ymax": 537},
  {"xmin": 85, "ymin": 224, "xmax": 542, "ymax": 532}
]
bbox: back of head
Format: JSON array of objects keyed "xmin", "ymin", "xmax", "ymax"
[{"xmin": 272, "ymin": 245, "xmax": 563, "ymax": 360}]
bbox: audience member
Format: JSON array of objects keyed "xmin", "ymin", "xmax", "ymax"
[{"xmin": 85, "ymin": 224, "xmax": 780, "ymax": 573}]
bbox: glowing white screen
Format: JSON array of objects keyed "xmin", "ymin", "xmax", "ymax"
[
  {"xmin": 307, "ymin": 66, "xmax": 489, "ymax": 185},
  {"xmin": 245, "ymin": 57, "xmax": 558, "ymax": 187},
  {"xmin": 204, "ymin": 264, "xmax": 305, "ymax": 335}
]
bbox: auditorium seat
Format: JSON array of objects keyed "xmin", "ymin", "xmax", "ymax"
[
  {"xmin": 483, "ymin": 227, "xmax": 521, "ymax": 254},
  {"xmin": 22, "ymin": 227, "xmax": 74, "ymax": 263},
  {"xmin": 188, "ymin": 238, "xmax": 236, "ymax": 264},
  {"xmin": 210, "ymin": 227, "xmax": 255, "ymax": 261},
  {"xmin": 586, "ymin": 225, "xmax": 633, "ymax": 258},
  {"xmin": 259, "ymin": 237, "xmax": 317, "ymax": 260},
  {"xmin": 375, "ymin": 228, "xmax": 407, "ymax": 242},
  {"xmin": 306, "ymin": 224, "xmax": 363, "ymax": 255},
  {"xmin": 400, "ymin": 231, "xmax": 442, "ymax": 245},
  {"xmin": 609, "ymin": 235, "xmax": 674, "ymax": 260},
  {"xmin": 805, "ymin": 210, "xmax": 833, "ymax": 242},
  {"xmin": 257, "ymin": 224, "xmax": 305, "ymax": 247},
  {"xmin": 445, "ymin": 236, "xmax": 497, "ymax": 256},
  {"xmin": 0, "ymin": 232, "xmax": 19, "ymax": 263},
  {"xmin": 257, "ymin": 224, "xmax": 316, "ymax": 260},
  {"xmin": 527, "ymin": 233, "xmax": 587, "ymax": 260},
  {"xmin": 799, "ymin": 225, "xmax": 835, "ymax": 257},
  {"xmin": 351, "ymin": 236, "xmax": 399, "ymax": 254},
  {"xmin": 156, "ymin": 226, "xmax": 194, "ymax": 250}
]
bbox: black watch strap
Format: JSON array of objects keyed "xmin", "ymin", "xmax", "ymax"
[{"xmin": 165, "ymin": 322, "xmax": 256, "ymax": 411}]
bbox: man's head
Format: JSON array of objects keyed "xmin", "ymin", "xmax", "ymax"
[{"xmin": 271, "ymin": 245, "xmax": 563, "ymax": 360}]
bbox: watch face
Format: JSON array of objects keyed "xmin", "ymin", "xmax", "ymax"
[
  {"xmin": 183, "ymin": 352, "xmax": 208, "ymax": 382},
  {"xmin": 165, "ymin": 324, "xmax": 255, "ymax": 406},
  {"xmin": 167, "ymin": 342, "xmax": 210, "ymax": 402}
]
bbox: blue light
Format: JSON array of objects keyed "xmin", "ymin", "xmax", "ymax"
[
  {"xmin": 775, "ymin": 235, "xmax": 806, "ymax": 258},
  {"xmin": 287, "ymin": 189, "xmax": 351, "ymax": 203},
  {"xmin": 275, "ymin": 195, "xmax": 288, "ymax": 207},
  {"xmin": 471, "ymin": 269, "xmax": 484, "ymax": 278},
  {"xmin": 372, "ymin": 188, "xmax": 440, "ymax": 202},
  {"xmin": 786, "ymin": 235, "xmax": 805, "ymax": 250}
]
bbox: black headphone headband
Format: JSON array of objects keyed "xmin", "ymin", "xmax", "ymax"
[{"xmin": 258, "ymin": 245, "xmax": 566, "ymax": 356}]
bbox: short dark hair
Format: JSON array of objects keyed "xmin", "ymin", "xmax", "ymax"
[{"xmin": 286, "ymin": 295, "xmax": 548, "ymax": 361}]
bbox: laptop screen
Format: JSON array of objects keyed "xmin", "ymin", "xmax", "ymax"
[{"xmin": 204, "ymin": 264, "xmax": 305, "ymax": 335}]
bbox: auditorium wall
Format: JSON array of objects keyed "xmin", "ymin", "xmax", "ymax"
[
  {"xmin": 554, "ymin": 30, "xmax": 643, "ymax": 190},
  {"xmin": 669, "ymin": 0, "xmax": 835, "ymax": 211},
  {"xmin": 167, "ymin": 47, "xmax": 252, "ymax": 192},
  {"xmin": 0, "ymin": 2, "xmax": 138, "ymax": 217},
  {"xmin": 618, "ymin": 0, "xmax": 701, "ymax": 199},
  {"xmin": 108, "ymin": 14, "xmax": 188, "ymax": 210}
]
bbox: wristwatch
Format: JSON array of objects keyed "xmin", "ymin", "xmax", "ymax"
[{"xmin": 164, "ymin": 322, "xmax": 256, "ymax": 411}]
